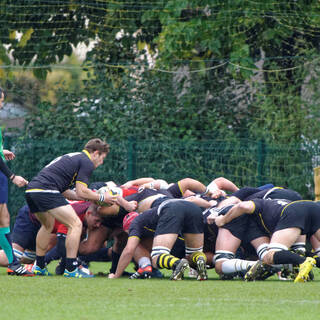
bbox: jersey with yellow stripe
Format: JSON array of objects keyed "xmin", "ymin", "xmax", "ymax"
[
  {"xmin": 27, "ymin": 151, "xmax": 94, "ymax": 193},
  {"xmin": 128, "ymin": 207, "xmax": 159, "ymax": 239},
  {"xmin": 251, "ymin": 198, "xmax": 291, "ymax": 234}
]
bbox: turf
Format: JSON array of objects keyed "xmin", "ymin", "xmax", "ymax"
[{"xmin": 0, "ymin": 263, "xmax": 319, "ymax": 320}]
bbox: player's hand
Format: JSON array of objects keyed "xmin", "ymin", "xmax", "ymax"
[
  {"xmin": 115, "ymin": 196, "xmax": 138, "ymax": 212},
  {"xmin": 124, "ymin": 200, "xmax": 138, "ymax": 212},
  {"xmin": 206, "ymin": 211, "xmax": 216, "ymax": 224},
  {"xmin": 120, "ymin": 180, "xmax": 134, "ymax": 188},
  {"xmin": 12, "ymin": 175, "xmax": 28, "ymax": 187},
  {"xmin": 208, "ymin": 189, "xmax": 226, "ymax": 199},
  {"xmin": 3, "ymin": 150, "xmax": 15, "ymax": 161},
  {"xmin": 103, "ymin": 192, "xmax": 117, "ymax": 205},
  {"xmin": 214, "ymin": 215, "xmax": 225, "ymax": 227}
]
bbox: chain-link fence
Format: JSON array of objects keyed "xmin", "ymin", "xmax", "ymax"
[{"xmin": 5, "ymin": 136, "xmax": 318, "ymax": 224}]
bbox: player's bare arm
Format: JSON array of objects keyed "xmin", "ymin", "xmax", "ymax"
[{"xmin": 112, "ymin": 236, "xmax": 140, "ymax": 278}]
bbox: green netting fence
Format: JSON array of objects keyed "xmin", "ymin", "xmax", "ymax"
[{"xmin": 5, "ymin": 136, "xmax": 319, "ymax": 224}]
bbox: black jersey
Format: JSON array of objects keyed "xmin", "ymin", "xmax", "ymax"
[
  {"xmin": 231, "ymin": 187, "xmax": 261, "ymax": 200},
  {"xmin": 27, "ymin": 150, "xmax": 94, "ymax": 193},
  {"xmin": 124, "ymin": 188, "xmax": 173, "ymax": 202},
  {"xmin": 128, "ymin": 207, "xmax": 159, "ymax": 239},
  {"xmin": 251, "ymin": 198, "xmax": 292, "ymax": 234},
  {"xmin": 234, "ymin": 186, "xmax": 302, "ymax": 202},
  {"xmin": 246, "ymin": 187, "xmax": 302, "ymax": 201}
]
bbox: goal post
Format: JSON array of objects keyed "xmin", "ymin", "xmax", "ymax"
[{"xmin": 314, "ymin": 166, "xmax": 320, "ymax": 201}]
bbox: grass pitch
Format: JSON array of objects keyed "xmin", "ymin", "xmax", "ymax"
[{"xmin": 0, "ymin": 262, "xmax": 319, "ymax": 320}]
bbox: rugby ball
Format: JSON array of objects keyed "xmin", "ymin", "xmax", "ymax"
[{"xmin": 95, "ymin": 186, "xmax": 119, "ymax": 207}]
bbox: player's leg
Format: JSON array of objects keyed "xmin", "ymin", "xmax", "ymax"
[
  {"xmin": 184, "ymin": 232, "xmax": 207, "ymax": 280},
  {"xmin": 0, "ymin": 186, "xmax": 33, "ymax": 276},
  {"xmin": 310, "ymin": 233, "xmax": 320, "ymax": 257},
  {"xmin": 244, "ymin": 236, "xmax": 278, "ymax": 281},
  {"xmin": 264, "ymin": 228, "xmax": 315, "ymax": 283},
  {"xmin": 33, "ymin": 211, "xmax": 55, "ymax": 275},
  {"xmin": 0, "ymin": 172, "xmax": 16, "ymax": 266},
  {"xmin": 11, "ymin": 205, "xmax": 39, "ymax": 265},
  {"xmin": 291, "ymin": 235, "xmax": 307, "ymax": 256},
  {"xmin": 263, "ymin": 228, "xmax": 304, "ymax": 265},
  {"xmin": 0, "ymin": 203, "xmax": 14, "ymax": 264},
  {"xmin": 130, "ymin": 239, "xmax": 153, "ymax": 279},
  {"xmin": 109, "ymin": 228, "xmax": 128, "ymax": 275},
  {"xmin": 214, "ymin": 228, "xmax": 254, "ymax": 278},
  {"xmin": 49, "ymin": 205, "xmax": 84, "ymax": 275},
  {"xmin": 151, "ymin": 233, "xmax": 188, "ymax": 280}
]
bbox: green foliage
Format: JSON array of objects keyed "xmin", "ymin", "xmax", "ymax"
[
  {"xmin": 2, "ymin": 1, "xmax": 320, "ymax": 215},
  {"xmin": 1, "ymin": 0, "xmax": 91, "ymax": 78},
  {"xmin": 2, "ymin": 1, "xmax": 320, "ymax": 145}
]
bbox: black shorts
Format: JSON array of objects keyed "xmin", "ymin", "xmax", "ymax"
[
  {"xmin": 155, "ymin": 201, "xmax": 203, "ymax": 236},
  {"xmin": 204, "ymin": 223, "xmax": 218, "ymax": 253},
  {"xmin": 12, "ymin": 205, "xmax": 40, "ymax": 250},
  {"xmin": 223, "ymin": 215, "xmax": 268, "ymax": 242},
  {"xmin": 171, "ymin": 237, "xmax": 186, "ymax": 258},
  {"xmin": 167, "ymin": 183, "xmax": 183, "ymax": 198},
  {"xmin": 12, "ymin": 231, "xmax": 38, "ymax": 251},
  {"xmin": 25, "ymin": 191, "xmax": 68, "ymax": 213},
  {"xmin": 274, "ymin": 201, "xmax": 320, "ymax": 235},
  {"xmin": 0, "ymin": 171, "xmax": 8, "ymax": 204}
]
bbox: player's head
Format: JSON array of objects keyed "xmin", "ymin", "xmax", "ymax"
[
  {"xmin": 84, "ymin": 138, "xmax": 110, "ymax": 155},
  {"xmin": 85, "ymin": 204, "xmax": 102, "ymax": 230},
  {"xmin": 84, "ymin": 138, "xmax": 110, "ymax": 168},
  {"xmin": 123, "ymin": 211, "xmax": 139, "ymax": 233}
]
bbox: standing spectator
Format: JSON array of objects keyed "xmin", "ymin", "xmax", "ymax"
[
  {"xmin": 25, "ymin": 138, "xmax": 116, "ymax": 278},
  {"xmin": 0, "ymin": 87, "xmax": 32, "ymax": 276}
]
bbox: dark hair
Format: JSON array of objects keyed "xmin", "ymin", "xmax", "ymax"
[{"xmin": 84, "ymin": 138, "xmax": 110, "ymax": 154}]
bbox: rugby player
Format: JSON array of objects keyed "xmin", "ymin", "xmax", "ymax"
[
  {"xmin": 25, "ymin": 138, "xmax": 116, "ymax": 278},
  {"xmin": 110, "ymin": 199, "xmax": 208, "ymax": 281},
  {"xmin": 0, "ymin": 87, "xmax": 33, "ymax": 276},
  {"xmin": 0, "ymin": 201, "xmax": 102, "ymax": 271},
  {"xmin": 205, "ymin": 186, "xmax": 303, "ymax": 279},
  {"xmin": 214, "ymin": 199, "xmax": 320, "ymax": 282},
  {"xmin": 85, "ymin": 178, "xmax": 211, "ymax": 276}
]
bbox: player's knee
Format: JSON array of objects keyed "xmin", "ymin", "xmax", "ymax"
[
  {"xmin": 68, "ymin": 218, "xmax": 83, "ymax": 233},
  {"xmin": 214, "ymin": 250, "xmax": 235, "ymax": 274}
]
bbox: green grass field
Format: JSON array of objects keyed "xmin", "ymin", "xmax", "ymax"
[{"xmin": 0, "ymin": 262, "xmax": 319, "ymax": 320}]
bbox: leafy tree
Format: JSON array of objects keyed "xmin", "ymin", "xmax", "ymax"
[{"xmin": 2, "ymin": 0, "xmax": 319, "ymax": 145}]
